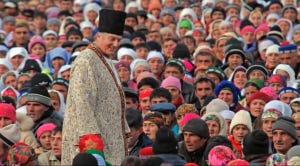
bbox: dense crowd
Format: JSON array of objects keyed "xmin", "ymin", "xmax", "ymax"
[{"xmin": 0, "ymin": 0, "xmax": 299, "ymax": 165}]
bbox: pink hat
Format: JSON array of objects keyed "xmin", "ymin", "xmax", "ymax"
[
  {"xmin": 260, "ymin": 86, "xmax": 278, "ymax": 100},
  {"xmin": 28, "ymin": 36, "xmax": 46, "ymax": 52},
  {"xmin": 240, "ymin": 26, "xmax": 255, "ymax": 36},
  {"xmin": 0, "ymin": 103, "xmax": 16, "ymax": 123},
  {"xmin": 182, "ymin": 61, "xmax": 194, "ymax": 72},
  {"xmin": 254, "ymin": 24, "xmax": 270, "ymax": 37},
  {"xmin": 36, "ymin": 123, "xmax": 56, "ymax": 140},
  {"xmin": 136, "ymin": 71, "xmax": 156, "ymax": 84},
  {"xmin": 181, "ymin": 113, "xmax": 201, "ymax": 128},
  {"xmin": 208, "ymin": 145, "xmax": 236, "ymax": 166},
  {"xmin": 161, "ymin": 76, "xmax": 182, "ymax": 92}
]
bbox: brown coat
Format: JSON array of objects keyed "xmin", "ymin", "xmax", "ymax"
[{"xmin": 61, "ymin": 45, "xmax": 129, "ymax": 165}]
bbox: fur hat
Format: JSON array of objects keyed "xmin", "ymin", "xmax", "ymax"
[
  {"xmin": 98, "ymin": 9, "xmax": 126, "ymax": 36},
  {"xmin": 230, "ymin": 110, "xmax": 252, "ymax": 134}
]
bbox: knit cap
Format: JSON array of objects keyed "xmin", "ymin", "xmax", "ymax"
[
  {"xmin": 36, "ymin": 123, "xmax": 56, "ymax": 140},
  {"xmin": 179, "ymin": 19, "xmax": 192, "ymax": 29},
  {"xmin": 26, "ymin": 85, "xmax": 51, "ymax": 107},
  {"xmin": 205, "ymin": 99, "xmax": 229, "ymax": 113},
  {"xmin": 245, "ymin": 65, "xmax": 268, "ymax": 80},
  {"xmin": 181, "ymin": 113, "xmax": 201, "ymax": 127},
  {"xmin": 206, "ymin": 67, "xmax": 226, "ymax": 81},
  {"xmin": 260, "ymin": 86, "xmax": 278, "ymax": 100},
  {"xmin": 266, "ymin": 45, "xmax": 280, "ymax": 56},
  {"xmin": 230, "ymin": 110, "xmax": 252, "ymax": 134},
  {"xmin": 130, "ymin": 59, "xmax": 150, "ymax": 72},
  {"xmin": 272, "ymin": 116, "xmax": 298, "ymax": 141},
  {"xmin": 166, "ymin": 59, "xmax": 186, "ymax": 73},
  {"xmin": 224, "ymin": 44, "xmax": 245, "ymax": 63},
  {"xmin": 247, "ymin": 91, "xmax": 272, "ymax": 106},
  {"xmin": 147, "ymin": 51, "xmax": 164, "ymax": 63},
  {"xmin": 182, "ymin": 118, "xmax": 209, "ymax": 139},
  {"xmin": 161, "ymin": 76, "xmax": 181, "ymax": 92},
  {"xmin": 115, "ymin": 61, "xmax": 130, "ymax": 72},
  {"xmin": 143, "ymin": 112, "xmax": 164, "ymax": 127},
  {"xmin": 215, "ymin": 81, "xmax": 241, "ymax": 106},
  {"xmin": 268, "ymin": 74, "xmax": 287, "ymax": 87},
  {"xmin": 79, "ymin": 134, "xmax": 104, "ymax": 153},
  {"xmin": 279, "ymin": 43, "xmax": 297, "ymax": 54},
  {"xmin": 0, "ymin": 103, "xmax": 16, "ymax": 123},
  {"xmin": 263, "ymin": 100, "xmax": 292, "ymax": 118},
  {"xmin": 139, "ymin": 147, "xmax": 153, "ymax": 160},
  {"xmin": 254, "ymin": 24, "xmax": 270, "ymax": 37},
  {"xmin": 243, "ymin": 130, "xmax": 269, "ymax": 156},
  {"xmin": 28, "ymin": 36, "xmax": 46, "ymax": 52},
  {"xmin": 30, "ymin": 73, "xmax": 52, "ymax": 88},
  {"xmin": 278, "ymin": 87, "xmax": 300, "ymax": 98}
]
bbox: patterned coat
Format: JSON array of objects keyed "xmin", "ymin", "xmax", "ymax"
[{"xmin": 61, "ymin": 44, "xmax": 128, "ymax": 165}]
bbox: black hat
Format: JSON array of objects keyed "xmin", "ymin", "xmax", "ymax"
[
  {"xmin": 30, "ymin": 73, "xmax": 52, "ymax": 88},
  {"xmin": 211, "ymin": 7, "xmax": 226, "ymax": 18},
  {"xmin": 130, "ymin": 32, "xmax": 146, "ymax": 42},
  {"xmin": 99, "ymin": 9, "xmax": 126, "ymax": 36},
  {"xmin": 182, "ymin": 119, "xmax": 209, "ymax": 139},
  {"xmin": 173, "ymin": 44, "xmax": 190, "ymax": 60},
  {"xmin": 21, "ymin": 59, "xmax": 41, "ymax": 73},
  {"xmin": 267, "ymin": 25, "xmax": 284, "ymax": 40},
  {"xmin": 123, "ymin": 87, "xmax": 138, "ymax": 99},
  {"xmin": 126, "ymin": 108, "xmax": 142, "ymax": 128},
  {"xmin": 22, "ymin": 9, "xmax": 34, "ymax": 18},
  {"xmin": 153, "ymin": 127, "xmax": 178, "ymax": 154},
  {"xmin": 27, "ymin": 85, "xmax": 51, "ymax": 106},
  {"xmin": 243, "ymin": 130, "xmax": 269, "ymax": 156},
  {"xmin": 268, "ymin": 0, "xmax": 283, "ymax": 10},
  {"xmin": 136, "ymin": 10, "xmax": 147, "ymax": 19},
  {"xmin": 62, "ymin": 41, "xmax": 75, "ymax": 48},
  {"xmin": 52, "ymin": 78, "xmax": 69, "ymax": 88},
  {"xmin": 72, "ymin": 153, "xmax": 98, "ymax": 166},
  {"xmin": 224, "ymin": 44, "xmax": 246, "ymax": 63},
  {"xmin": 240, "ymin": 19, "xmax": 254, "ymax": 31},
  {"xmin": 71, "ymin": 41, "xmax": 89, "ymax": 53},
  {"xmin": 246, "ymin": 65, "xmax": 268, "ymax": 80}
]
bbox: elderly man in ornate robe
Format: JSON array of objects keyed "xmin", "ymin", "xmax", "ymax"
[{"xmin": 61, "ymin": 9, "xmax": 129, "ymax": 165}]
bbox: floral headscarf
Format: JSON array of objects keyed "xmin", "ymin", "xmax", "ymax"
[
  {"xmin": 208, "ymin": 145, "xmax": 236, "ymax": 166},
  {"xmin": 266, "ymin": 153, "xmax": 287, "ymax": 166}
]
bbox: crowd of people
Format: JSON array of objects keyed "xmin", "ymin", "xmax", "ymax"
[{"xmin": 0, "ymin": 0, "xmax": 299, "ymax": 165}]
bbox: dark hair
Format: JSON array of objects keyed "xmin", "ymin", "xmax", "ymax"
[
  {"xmin": 34, "ymin": 11, "xmax": 47, "ymax": 20},
  {"xmin": 143, "ymin": 157, "xmax": 163, "ymax": 165},
  {"xmin": 182, "ymin": 36, "xmax": 196, "ymax": 46},
  {"xmin": 162, "ymin": 38, "xmax": 178, "ymax": 44},
  {"xmin": 57, "ymin": 10, "xmax": 72, "ymax": 18},
  {"xmin": 165, "ymin": 62, "xmax": 184, "ymax": 74},
  {"xmin": 66, "ymin": 28, "xmax": 83, "ymax": 40},
  {"xmin": 121, "ymin": 156, "xmax": 142, "ymax": 166},
  {"xmin": 211, "ymin": 7, "xmax": 226, "ymax": 19},
  {"xmin": 195, "ymin": 51, "xmax": 216, "ymax": 64},
  {"xmin": 153, "ymin": 127, "xmax": 178, "ymax": 154},
  {"xmin": 150, "ymin": 88, "xmax": 172, "ymax": 102},
  {"xmin": 244, "ymin": 81, "xmax": 261, "ymax": 90},
  {"xmin": 137, "ymin": 77, "xmax": 160, "ymax": 90},
  {"xmin": 194, "ymin": 77, "xmax": 216, "ymax": 90},
  {"xmin": 135, "ymin": 43, "xmax": 150, "ymax": 51},
  {"xmin": 52, "ymin": 126, "xmax": 63, "ymax": 135}
]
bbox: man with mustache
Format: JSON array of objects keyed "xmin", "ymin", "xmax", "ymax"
[{"xmin": 272, "ymin": 117, "xmax": 298, "ymax": 154}]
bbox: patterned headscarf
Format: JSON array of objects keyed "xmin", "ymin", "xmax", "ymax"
[
  {"xmin": 208, "ymin": 145, "xmax": 236, "ymax": 166},
  {"xmin": 175, "ymin": 104, "xmax": 198, "ymax": 119},
  {"xmin": 7, "ymin": 142, "xmax": 36, "ymax": 166},
  {"xmin": 266, "ymin": 153, "xmax": 287, "ymax": 166},
  {"xmin": 143, "ymin": 112, "xmax": 164, "ymax": 127},
  {"xmin": 78, "ymin": 134, "xmax": 104, "ymax": 153}
]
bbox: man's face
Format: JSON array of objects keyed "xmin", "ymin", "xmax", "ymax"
[
  {"xmin": 34, "ymin": 17, "xmax": 47, "ymax": 30},
  {"xmin": 139, "ymin": 97, "xmax": 150, "ymax": 114},
  {"xmin": 183, "ymin": 131, "xmax": 206, "ymax": 152},
  {"xmin": 125, "ymin": 17, "xmax": 137, "ymax": 28},
  {"xmin": 269, "ymin": 4, "xmax": 282, "ymax": 14},
  {"xmin": 279, "ymin": 92, "xmax": 298, "ymax": 104},
  {"xmin": 128, "ymin": 127, "xmax": 142, "ymax": 147},
  {"xmin": 44, "ymin": 35, "xmax": 57, "ymax": 50},
  {"xmin": 51, "ymin": 132, "xmax": 62, "ymax": 158},
  {"xmin": 96, "ymin": 33, "xmax": 122, "ymax": 58},
  {"xmin": 60, "ymin": 0, "xmax": 72, "ymax": 11},
  {"xmin": 194, "ymin": 55, "xmax": 214, "ymax": 68},
  {"xmin": 280, "ymin": 53, "xmax": 293, "ymax": 66},
  {"xmin": 150, "ymin": 97, "xmax": 169, "ymax": 105},
  {"xmin": 195, "ymin": 82, "xmax": 213, "ymax": 100},
  {"xmin": 26, "ymin": 101, "xmax": 48, "ymax": 122},
  {"xmin": 125, "ymin": 97, "xmax": 138, "ymax": 110},
  {"xmin": 273, "ymin": 129, "xmax": 296, "ymax": 154},
  {"xmin": 164, "ymin": 66, "xmax": 183, "ymax": 79},
  {"xmin": 148, "ymin": 58, "xmax": 164, "ymax": 75},
  {"xmin": 52, "ymin": 84, "xmax": 68, "ymax": 102},
  {"xmin": 13, "ymin": 27, "xmax": 30, "ymax": 46}
]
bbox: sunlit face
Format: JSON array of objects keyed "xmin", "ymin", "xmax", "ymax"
[
  {"xmin": 195, "ymin": 82, "xmax": 214, "ymax": 100},
  {"xmin": 4, "ymin": 75, "xmax": 17, "ymax": 88},
  {"xmin": 117, "ymin": 67, "xmax": 130, "ymax": 83},
  {"xmin": 273, "ymin": 129, "xmax": 296, "ymax": 154},
  {"xmin": 184, "ymin": 131, "xmax": 207, "ymax": 152},
  {"xmin": 10, "ymin": 55, "xmax": 24, "ymax": 70},
  {"xmin": 262, "ymin": 117, "xmax": 276, "ymax": 139},
  {"xmin": 96, "ymin": 33, "xmax": 122, "ymax": 58},
  {"xmin": 227, "ymin": 54, "xmax": 243, "ymax": 70},
  {"xmin": 139, "ymin": 96, "xmax": 150, "ymax": 114},
  {"xmin": 233, "ymin": 71, "xmax": 247, "ymax": 90},
  {"xmin": 242, "ymin": 32, "xmax": 255, "ymax": 44},
  {"xmin": 205, "ymin": 120, "xmax": 220, "ymax": 137},
  {"xmin": 165, "ymin": 86, "xmax": 180, "ymax": 102},
  {"xmin": 51, "ymin": 132, "xmax": 62, "ymax": 158},
  {"xmin": 279, "ymin": 92, "xmax": 298, "ymax": 104},
  {"xmin": 278, "ymin": 21, "xmax": 290, "ymax": 36},
  {"xmin": 250, "ymin": 12, "xmax": 262, "ymax": 27},
  {"xmin": 0, "ymin": 117, "xmax": 13, "ymax": 129},
  {"xmin": 148, "ymin": 58, "xmax": 164, "ymax": 76},
  {"xmin": 164, "ymin": 66, "xmax": 183, "ymax": 79},
  {"xmin": 133, "ymin": 66, "xmax": 149, "ymax": 80},
  {"xmin": 245, "ymin": 86, "xmax": 259, "ymax": 101}
]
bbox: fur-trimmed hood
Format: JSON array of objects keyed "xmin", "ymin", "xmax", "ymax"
[{"xmin": 16, "ymin": 113, "xmax": 34, "ymax": 131}]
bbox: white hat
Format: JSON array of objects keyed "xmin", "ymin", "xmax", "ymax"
[
  {"xmin": 230, "ymin": 110, "xmax": 252, "ymax": 134},
  {"xmin": 117, "ymin": 47, "xmax": 137, "ymax": 61},
  {"xmin": 0, "ymin": 59, "xmax": 12, "ymax": 71},
  {"xmin": 80, "ymin": 21, "xmax": 94, "ymax": 31},
  {"xmin": 264, "ymin": 100, "xmax": 292, "ymax": 117},
  {"xmin": 58, "ymin": 65, "xmax": 71, "ymax": 78},
  {"xmin": 147, "ymin": 51, "xmax": 164, "ymax": 63},
  {"xmin": 272, "ymin": 64, "xmax": 295, "ymax": 82},
  {"xmin": 6, "ymin": 47, "xmax": 28, "ymax": 60},
  {"xmin": 258, "ymin": 40, "xmax": 274, "ymax": 53},
  {"xmin": 220, "ymin": 110, "xmax": 235, "ymax": 120},
  {"xmin": 202, "ymin": 112, "xmax": 227, "ymax": 136},
  {"xmin": 42, "ymin": 30, "xmax": 58, "ymax": 38},
  {"xmin": 205, "ymin": 99, "xmax": 229, "ymax": 113},
  {"xmin": 266, "ymin": 44, "xmax": 280, "ymax": 56},
  {"xmin": 130, "ymin": 59, "xmax": 150, "ymax": 72}
]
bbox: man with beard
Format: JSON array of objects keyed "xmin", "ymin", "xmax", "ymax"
[
  {"xmin": 272, "ymin": 117, "xmax": 298, "ymax": 154},
  {"xmin": 193, "ymin": 77, "xmax": 215, "ymax": 111}
]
